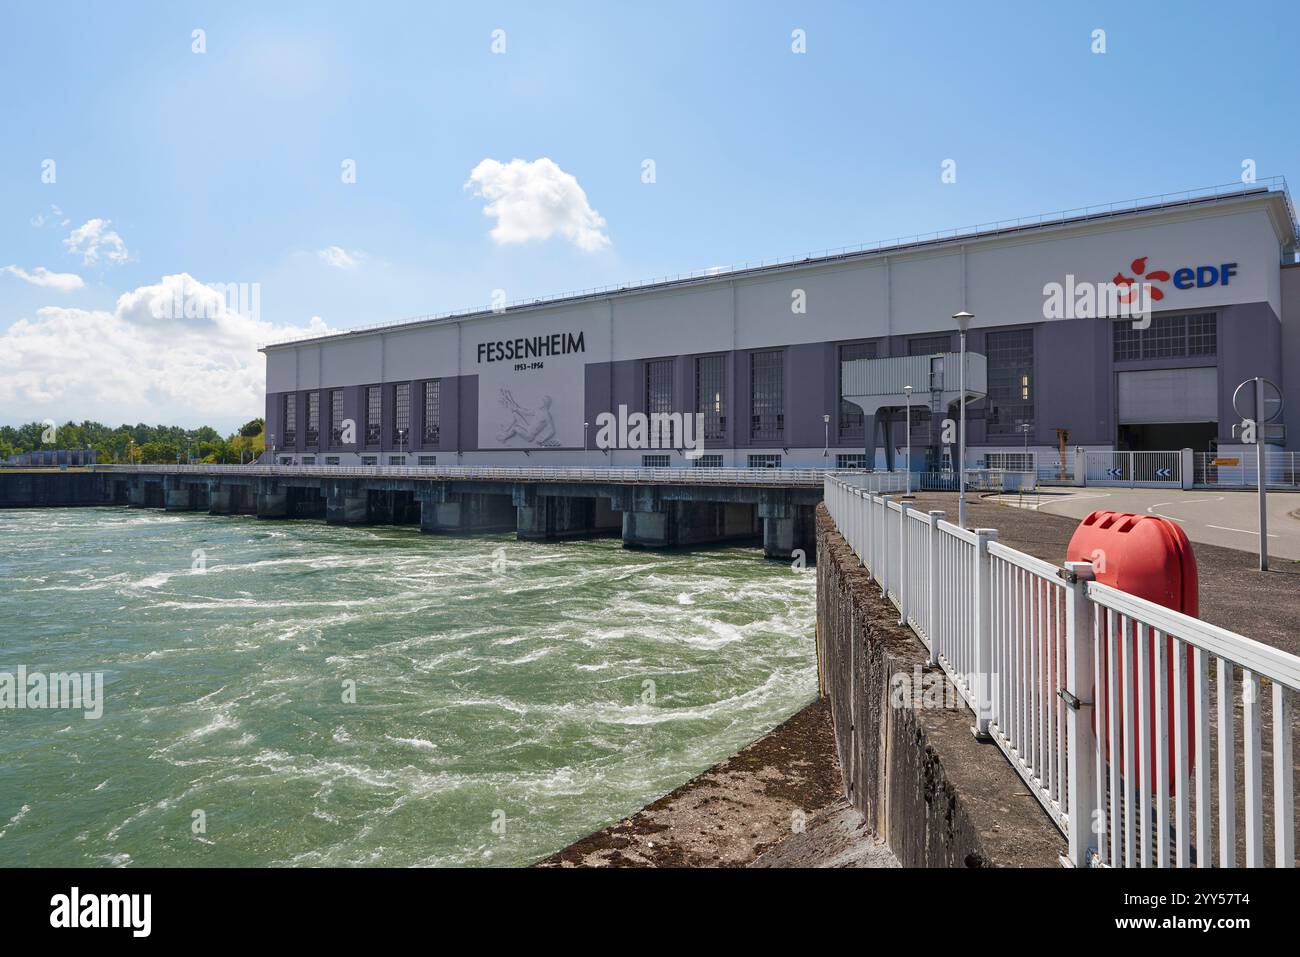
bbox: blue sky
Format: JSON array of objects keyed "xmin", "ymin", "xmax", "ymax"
[{"xmin": 1, "ymin": 0, "xmax": 1297, "ymax": 430}]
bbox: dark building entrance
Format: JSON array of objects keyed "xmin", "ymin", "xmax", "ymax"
[{"xmin": 1116, "ymin": 421, "xmax": 1217, "ymax": 452}]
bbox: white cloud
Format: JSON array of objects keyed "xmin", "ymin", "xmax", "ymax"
[
  {"xmin": 63, "ymin": 218, "xmax": 130, "ymax": 266},
  {"xmin": 464, "ymin": 157, "xmax": 610, "ymax": 251},
  {"xmin": 0, "ymin": 274, "xmax": 329, "ymax": 428},
  {"xmin": 317, "ymin": 245, "xmax": 363, "ymax": 270},
  {"xmin": 2, "ymin": 265, "xmax": 85, "ymax": 292}
]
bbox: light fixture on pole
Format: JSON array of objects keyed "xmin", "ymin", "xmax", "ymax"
[
  {"xmin": 822, "ymin": 413, "xmax": 830, "ymax": 460},
  {"xmin": 583, "ymin": 421, "xmax": 589, "ymax": 469},
  {"xmin": 952, "ymin": 311, "xmax": 973, "ymax": 527},
  {"xmin": 902, "ymin": 385, "xmax": 914, "ymax": 498}
]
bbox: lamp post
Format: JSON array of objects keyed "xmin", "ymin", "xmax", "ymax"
[
  {"xmin": 583, "ymin": 421, "xmax": 589, "ymax": 469},
  {"xmin": 822, "ymin": 413, "xmax": 830, "ymax": 461},
  {"xmin": 903, "ymin": 385, "xmax": 913, "ymax": 497},
  {"xmin": 953, "ymin": 311, "xmax": 973, "ymax": 527}
]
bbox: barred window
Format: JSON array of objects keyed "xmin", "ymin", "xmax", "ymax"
[
  {"xmin": 750, "ymin": 350, "xmax": 784, "ymax": 440},
  {"xmin": 283, "ymin": 394, "xmax": 296, "ymax": 445},
  {"xmin": 838, "ymin": 341, "xmax": 877, "ymax": 440},
  {"xmin": 423, "ymin": 380, "xmax": 441, "ymax": 444},
  {"xmin": 642, "ymin": 454, "xmax": 671, "ymax": 468},
  {"xmin": 1113, "ymin": 322, "xmax": 1142, "ymax": 361},
  {"xmin": 305, "ymin": 391, "xmax": 319, "ymax": 445},
  {"xmin": 1188, "ymin": 314, "xmax": 1217, "ymax": 355},
  {"xmin": 695, "ymin": 355, "xmax": 727, "ymax": 441},
  {"xmin": 393, "ymin": 383, "xmax": 410, "ymax": 446},
  {"xmin": 1143, "ymin": 315, "xmax": 1185, "ymax": 359},
  {"xmin": 836, "ymin": 453, "xmax": 868, "ymax": 469},
  {"xmin": 646, "ymin": 359, "xmax": 673, "ymax": 415},
  {"xmin": 1113, "ymin": 313, "xmax": 1217, "ymax": 361},
  {"xmin": 986, "ymin": 328, "xmax": 1034, "ymax": 436},
  {"xmin": 325, "ymin": 456, "xmax": 339, "ymax": 465},
  {"xmin": 908, "ymin": 335, "xmax": 951, "ymax": 356},
  {"xmin": 418, "ymin": 455, "xmax": 437, "ymax": 466},
  {"xmin": 984, "ymin": 452, "xmax": 1033, "ymax": 470},
  {"xmin": 365, "ymin": 386, "xmax": 381, "ymax": 445},
  {"xmin": 748, "ymin": 454, "xmax": 782, "ymax": 469},
  {"xmin": 693, "ymin": 454, "xmax": 724, "ymax": 468},
  {"xmin": 330, "ymin": 390, "xmax": 345, "ymax": 444}
]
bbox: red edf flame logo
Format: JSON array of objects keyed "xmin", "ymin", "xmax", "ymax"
[{"xmin": 1112, "ymin": 256, "xmax": 1170, "ymax": 303}]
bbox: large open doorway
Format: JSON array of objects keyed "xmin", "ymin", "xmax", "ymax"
[{"xmin": 1116, "ymin": 421, "xmax": 1217, "ymax": 452}]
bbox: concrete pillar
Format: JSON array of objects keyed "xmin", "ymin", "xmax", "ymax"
[
  {"xmin": 622, "ymin": 508, "xmax": 670, "ymax": 548},
  {"xmin": 256, "ymin": 480, "xmax": 288, "ymax": 519},
  {"xmin": 763, "ymin": 516, "xmax": 796, "ymax": 560},
  {"xmin": 208, "ymin": 484, "xmax": 232, "ymax": 515},
  {"xmin": 758, "ymin": 494, "xmax": 814, "ymax": 561},
  {"xmin": 164, "ymin": 488, "xmax": 192, "ymax": 511},
  {"xmin": 127, "ymin": 480, "xmax": 148, "ymax": 508},
  {"xmin": 326, "ymin": 490, "xmax": 368, "ymax": 524}
]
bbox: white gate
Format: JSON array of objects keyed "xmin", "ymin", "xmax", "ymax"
[{"xmin": 1085, "ymin": 450, "xmax": 1181, "ymax": 487}]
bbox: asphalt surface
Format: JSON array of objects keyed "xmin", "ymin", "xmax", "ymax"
[{"xmin": 985, "ymin": 487, "xmax": 1300, "ymax": 562}]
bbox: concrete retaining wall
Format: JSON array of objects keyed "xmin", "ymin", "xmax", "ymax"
[{"xmin": 815, "ymin": 505, "xmax": 1064, "ymax": 867}]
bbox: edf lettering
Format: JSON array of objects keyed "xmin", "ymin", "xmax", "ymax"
[{"xmin": 1172, "ymin": 262, "xmax": 1237, "ymax": 289}]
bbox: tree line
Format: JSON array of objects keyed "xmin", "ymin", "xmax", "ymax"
[{"xmin": 0, "ymin": 419, "xmax": 266, "ymax": 464}]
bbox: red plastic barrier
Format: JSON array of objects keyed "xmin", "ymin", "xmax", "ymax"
[{"xmin": 1067, "ymin": 511, "xmax": 1197, "ymax": 794}]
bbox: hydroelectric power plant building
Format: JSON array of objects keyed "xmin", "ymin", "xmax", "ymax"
[{"xmin": 262, "ymin": 182, "xmax": 1300, "ymax": 471}]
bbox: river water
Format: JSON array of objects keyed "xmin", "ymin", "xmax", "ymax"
[{"xmin": 0, "ymin": 508, "xmax": 816, "ymax": 866}]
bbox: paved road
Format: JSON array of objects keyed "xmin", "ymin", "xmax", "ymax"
[{"xmin": 988, "ymin": 487, "xmax": 1300, "ymax": 561}]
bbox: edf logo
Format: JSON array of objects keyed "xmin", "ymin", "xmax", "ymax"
[
  {"xmin": 1172, "ymin": 262, "xmax": 1237, "ymax": 289},
  {"xmin": 1114, "ymin": 256, "xmax": 1237, "ymax": 301}
]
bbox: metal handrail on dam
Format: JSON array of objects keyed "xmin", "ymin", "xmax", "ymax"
[
  {"xmin": 93, "ymin": 463, "xmax": 911, "ymax": 491},
  {"xmin": 823, "ymin": 474, "xmax": 1299, "ymax": 868}
]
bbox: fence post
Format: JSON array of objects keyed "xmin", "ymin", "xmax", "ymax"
[
  {"xmin": 877, "ymin": 496, "xmax": 890, "ymax": 595},
  {"xmin": 971, "ymin": 528, "xmax": 997, "ymax": 739},
  {"xmin": 927, "ymin": 510, "xmax": 944, "ymax": 666},
  {"xmin": 898, "ymin": 501, "xmax": 911, "ymax": 626},
  {"xmin": 1063, "ymin": 560, "xmax": 1098, "ymax": 868}
]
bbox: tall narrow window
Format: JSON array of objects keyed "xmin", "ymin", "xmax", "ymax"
[
  {"xmin": 305, "ymin": 391, "xmax": 319, "ymax": 445},
  {"xmin": 838, "ymin": 341, "xmax": 877, "ymax": 441},
  {"xmin": 695, "ymin": 355, "xmax": 727, "ymax": 441},
  {"xmin": 365, "ymin": 386, "xmax": 381, "ymax": 445},
  {"xmin": 985, "ymin": 328, "xmax": 1034, "ymax": 436},
  {"xmin": 645, "ymin": 359, "xmax": 673, "ymax": 415},
  {"xmin": 423, "ymin": 380, "xmax": 441, "ymax": 444},
  {"xmin": 330, "ymin": 390, "xmax": 345, "ymax": 444},
  {"xmin": 393, "ymin": 383, "xmax": 410, "ymax": 447},
  {"xmin": 283, "ymin": 394, "xmax": 297, "ymax": 446},
  {"xmin": 750, "ymin": 350, "xmax": 784, "ymax": 440}
]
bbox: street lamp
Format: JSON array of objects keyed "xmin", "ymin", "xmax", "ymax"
[
  {"xmin": 952, "ymin": 310, "xmax": 973, "ymax": 527},
  {"xmin": 822, "ymin": 413, "xmax": 830, "ymax": 461},
  {"xmin": 583, "ymin": 421, "xmax": 589, "ymax": 469},
  {"xmin": 902, "ymin": 385, "xmax": 914, "ymax": 497}
]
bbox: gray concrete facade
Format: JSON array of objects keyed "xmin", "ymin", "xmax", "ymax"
[{"xmin": 263, "ymin": 187, "xmax": 1300, "ymax": 467}]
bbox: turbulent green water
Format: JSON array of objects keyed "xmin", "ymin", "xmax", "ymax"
[{"xmin": 0, "ymin": 508, "xmax": 816, "ymax": 867}]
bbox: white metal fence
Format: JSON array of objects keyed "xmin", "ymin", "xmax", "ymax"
[
  {"xmin": 1193, "ymin": 451, "xmax": 1300, "ymax": 489},
  {"xmin": 823, "ymin": 474, "xmax": 1299, "ymax": 867}
]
